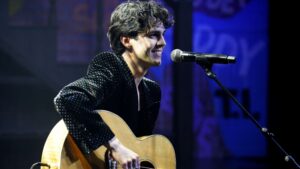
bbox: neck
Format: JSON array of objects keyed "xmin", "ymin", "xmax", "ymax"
[{"xmin": 122, "ymin": 52, "xmax": 148, "ymax": 79}]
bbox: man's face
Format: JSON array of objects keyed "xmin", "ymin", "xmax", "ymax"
[{"xmin": 129, "ymin": 23, "xmax": 166, "ymax": 68}]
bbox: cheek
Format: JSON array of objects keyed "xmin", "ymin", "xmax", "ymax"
[
  {"xmin": 141, "ymin": 37, "xmax": 156, "ymax": 49},
  {"xmin": 137, "ymin": 42, "xmax": 152, "ymax": 54},
  {"xmin": 132, "ymin": 38, "xmax": 155, "ymax": 54},
  {"xmin": 135, "ymin": 43, "xmax": 147, "ymax": 52}
]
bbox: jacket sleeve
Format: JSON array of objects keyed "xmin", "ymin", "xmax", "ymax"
[{"xmin": 54, "ymin": 56, "xmax": 116, "ymax": 154}]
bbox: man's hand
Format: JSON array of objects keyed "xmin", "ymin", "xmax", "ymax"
[{"xmin": 108, "ymin": 137, "xmax": 140, "ymax": 169}]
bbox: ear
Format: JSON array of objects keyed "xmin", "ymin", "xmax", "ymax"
[{"xmin": 120, "ymin": 36, "xmax": 132, "ymax": 49}]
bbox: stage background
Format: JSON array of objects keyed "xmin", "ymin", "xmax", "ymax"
[{"xmin": 0, "ymin": 0, "xmax": 299, "ymax": 169}]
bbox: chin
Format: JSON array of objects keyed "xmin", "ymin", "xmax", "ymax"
[
  {"xmin": 152, "ymin": 59, "xmax": 161, "ymax": 66},
  {"xmin": 153, "ymin": 62, "xmax": 161, "ymax": 66}
]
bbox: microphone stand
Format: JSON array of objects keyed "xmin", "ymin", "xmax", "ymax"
[{"xmin": 197, "ymin": 61, "xmax": 300, "ymax": 169}]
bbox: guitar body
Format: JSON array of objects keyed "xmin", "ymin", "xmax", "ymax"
[{"xmin": 41, "ymin": 110, "xmax": 176, "ymax": 169}]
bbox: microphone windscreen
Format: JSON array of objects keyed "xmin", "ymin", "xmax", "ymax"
[{"xmin": 170, "ymin": 49, "xmax": 182, "ymax": 62}]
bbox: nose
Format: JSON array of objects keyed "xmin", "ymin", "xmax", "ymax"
[{"xmin": 157, "ymin": 34, "xmax": 166, "ymax": 47}]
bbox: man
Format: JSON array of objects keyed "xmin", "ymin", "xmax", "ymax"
[{"xmin": 54, "ymin": 1, "xmax": 174, "ymax": 169}]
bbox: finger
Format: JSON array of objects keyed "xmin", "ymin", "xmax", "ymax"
[
  {"xmin": 112, "ymin": 160, "xmax": 117, "ymax": 169},
  {"xmin": 121, "ymin": 160, "xmax": 132, "ymax": 169},
  {"xmin": 134, "ymin": 157, "xmax": 140, "ymax": 169},
  {"xmin": 122, "ymin": 161, "xmax": 128, "ymax": 169},
  {"xmin": 132, "ymin": 159, "xmax": 137, "ymax": 169},
  {"xmin": 127, "ymin": 161, "xmax": 133, "ymax": 169}
]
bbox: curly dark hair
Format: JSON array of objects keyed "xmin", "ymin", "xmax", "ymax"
[{"xmin": 107, "ymin": 0, "xmax": 174, "ymax": 55}]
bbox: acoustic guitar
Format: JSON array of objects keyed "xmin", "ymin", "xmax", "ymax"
[{"xmin": 40, "ymin": 110, "xmax": 176, "ymax": 169}]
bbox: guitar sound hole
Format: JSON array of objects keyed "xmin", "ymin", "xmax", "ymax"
[{"xmin": 140, "ymin": 161, "xmax": 155, "ymax": 169}]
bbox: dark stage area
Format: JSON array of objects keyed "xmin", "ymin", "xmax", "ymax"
[{"xmin": 1, "ymin": 1, "xmax": 300, "ymax": 169}]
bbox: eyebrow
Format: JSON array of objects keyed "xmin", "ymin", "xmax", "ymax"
[{"xmin": 147, "ymin": 30, "xmax": 166, "ymax": 35}]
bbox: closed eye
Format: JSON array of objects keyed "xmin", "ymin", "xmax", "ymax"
[{"xmin": 146, "ymin": 31, "xmax": 165, "ymax": 40}]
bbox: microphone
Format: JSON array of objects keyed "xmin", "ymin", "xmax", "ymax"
[{"xmin": 171, "ymin": 49, "xmax": 236, "ymax": 64}]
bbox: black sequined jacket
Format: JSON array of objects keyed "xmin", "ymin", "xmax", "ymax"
[{"xmin": 54, "ymin": 52, "xmax": 161, "ymax": 154}]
